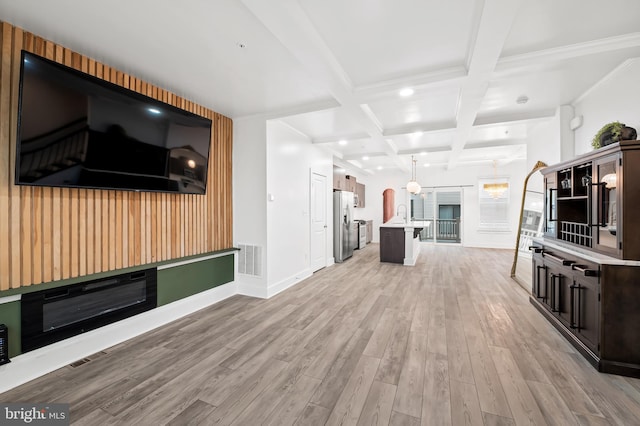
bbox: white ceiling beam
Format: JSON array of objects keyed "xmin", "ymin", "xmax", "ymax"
[
  {"xmin": 383, "ymin": 121, "xmax": 457, "ymax": 137},
  {"xmin": 473, "ymin": 109, "xmax": 556, "ymax": 126},
  {"xmin": 352, "ymin": 66, "xmax": 467, "ymax": 103},
  {"xmin": 398, "ymin": 146, "xmax": 452, "ymax": 156},
  {"xmin": 333, "ymin": 157, "xmax": 373, "ymax": 176},
  {"xmin": 495, "ymin": 32, "xmax": 640, "ymax": 74},
  {"xmin": 464, "ymin": 139, "xmax": 527, "ymax": 150},
  {"xmin": 342, "ymin": 152, "xmax": 388, "ymax": 160},
  {"xmin": 311, "ymin": 132, "xmax": 371, "ymax": 144},
  {"xmin": 240, "ymin": 0, "xmax": 410, "ymax": 173},
  {"xmin": 447, "ymin": 0, "xmax": 525, "ymax": 169}
]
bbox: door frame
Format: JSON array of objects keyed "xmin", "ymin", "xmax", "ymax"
[
  {"xmin": 309, "ymin": 168, "xmax": 329, "ymax": 272},
  {"xmin": 413, "ymin": 187, "xmax": 464, "ymax": 245}
]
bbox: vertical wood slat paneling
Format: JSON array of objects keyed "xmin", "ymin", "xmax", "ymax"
[
  {"xmin": 0, "ymin": 22, "xmax": 233, "ymax": 291},
  {"xmin": 15, "ymin": 30, "xmax": 33, "ymax": 288},
  {"xmin": 0, "ymin": 23, "xmax": 12, "ymax": 291},
  {"xmin": 7, "ymin": 25, "xmax": 21, "ymax": 288}
]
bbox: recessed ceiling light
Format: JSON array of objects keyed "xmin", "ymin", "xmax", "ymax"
[
  {"xmin": 420, "ymin": 151, "xmax": 427, "ymax": 156},
  {"xmin": 362, "ymin": 156, "xmax": 370, "ymax": 161},
  {"xmin": 399, "ymin": 88, "xmax": 414, "ymax": 97},
  {"xmin": 147, "ymin": 108, "xmax": 161, "ymax": 114},
  {"xmin": 236, "ymin": 42, "xmax": 247, "ymax": 49},
  {"xmin": 338, "ymin": 139, "xmax": 347, "ymax": 145},
  {"xmin": 412, "ymin": 131, "xmax": 423, "ymax": 137},
  {"xmin": 423, "ymin": 163, "xmax": 430, "ymax": 168},
  {"xmin": 516, "ymin": 95, "xmax": 529, "ymax": 105},
  {"xmin": 377, "ymin": 166, "xmax": 383, "ymax": 170}
]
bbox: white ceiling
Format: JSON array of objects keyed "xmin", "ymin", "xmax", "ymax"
[{"xmin": 1, "ymin": 0, "xmax": 639, "ymax": 174}]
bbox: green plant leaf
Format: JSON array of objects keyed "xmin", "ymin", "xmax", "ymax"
[{"xmin": 592, "ymin": 121, "xmax": 624, "ymax": 149}]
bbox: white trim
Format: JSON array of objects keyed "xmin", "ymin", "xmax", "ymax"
[
  {"xmin": 157, "ymin": 250, "xmax": 236, "ymax": 270},
  {"xmin": 267, "ymin": 268, "xmax": 312, "ymax": 299},
  {"xmin": 572, "ymin": 58, "xmax": 640, "ymax": 105},
  {"xmin": 0, "ymin": 294, "xmax": 21, "ymax": 305},
  {"xmin": 496, "ymin": 33, "xmax": 640, "ymax": 73},
  {"xmin": 0, "ymin": 280, "xmax": 237, "ymax": 394},
  {"xmin": 237, "ymin": 281, "xmax": 268, "ymax": 299},
  {"xmin": 311, "ymin": 132, "xmax": 370, "ymax": 145}
]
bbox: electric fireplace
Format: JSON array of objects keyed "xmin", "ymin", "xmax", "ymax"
[{"xmin": 21, "ymin": 268, "xmax": 157, "ymax": 352}]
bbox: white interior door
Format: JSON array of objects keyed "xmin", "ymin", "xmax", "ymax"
[{"xmin": 310, "ymin": 171, "xmax": 327, "ymax": 272}]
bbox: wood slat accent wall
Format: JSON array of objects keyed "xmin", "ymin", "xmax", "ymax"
[{"xmin": 0, "ymin": 22, "xmax": 233, "ymax": 291}]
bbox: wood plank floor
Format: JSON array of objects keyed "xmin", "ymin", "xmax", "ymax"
[{"xmin": 3, "ymin": 244, "xmax": 640, "ymax": 425}]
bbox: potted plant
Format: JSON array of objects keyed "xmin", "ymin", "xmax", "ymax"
[{"xmin": 592, "ymin": 121, "xmax": 637, "ymax": 149}]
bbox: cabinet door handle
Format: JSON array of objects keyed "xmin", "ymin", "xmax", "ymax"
[
  {"xmin": 575, "ymin": 284, "xmax": 582, "ymax": 332},
  {"xmin": 589, "ymin": 182, "xmax": 607, "ymax": 227},
  {"xmin": 571, "ymin": 264, "xmax": 599, "ymax": 277},
  {"xmin": 569, "ymin": 284, "xmax": 578, "ymax": 329},
  {"xmin": 543, "ymin": 252, "xmax": 574, "ymax": 266},
  {"xmin": 535, "ymin": 265, "xmax": 546, "ymax": 298},
  {"xmin": 550, "ymin": 274, "xmax": 558, "ymax": 312},
  {"xmin": 547, "ymin": 188, "xmax": 557, "ymax": 222}
]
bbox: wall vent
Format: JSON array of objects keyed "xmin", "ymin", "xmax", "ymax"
[{"xmin": 237, "ymin": 244, "xmax": 263, "ymax": 277}]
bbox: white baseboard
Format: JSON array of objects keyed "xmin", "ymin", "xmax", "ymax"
[
  {"xmin": 0, "ymin": 281, "xmax": 238, "ymax": 394},
  {"xmin": 267, "ymin": 268, "xmax": 312, "ymax": 298},
  {"xmin": 237, "ymin": 281, "xmax": 268, "ymax": 299}
]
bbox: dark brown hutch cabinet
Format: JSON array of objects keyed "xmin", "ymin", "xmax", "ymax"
[{"xmin": 532, "ymin": 140, "xmax": 640, "ymax": 378}]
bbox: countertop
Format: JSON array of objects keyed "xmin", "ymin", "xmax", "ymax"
[
  {"xmin": 380, "ymin": 220, "xmax": 431, "ymax": 229},
  {"xmin": 532, "ymin": 237, "xmax": 640, "ymax": 266}
]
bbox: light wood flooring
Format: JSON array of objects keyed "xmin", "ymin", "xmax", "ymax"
[{"xmin": 2, "ymin": 244, "xmax": 640, "ymax": 425}]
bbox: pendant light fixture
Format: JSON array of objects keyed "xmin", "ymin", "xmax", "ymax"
[
  {"xmin": 406, "ymin": 155, "xmax": 421, "ymax": 194},
  {"xmin": 483, "ymin": 160, "xmax": 508, "ymax": 198}
]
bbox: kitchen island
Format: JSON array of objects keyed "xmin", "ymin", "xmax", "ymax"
[{"xmin": 379, "ymin": 220, "xmax": 429, "ymax": 266}]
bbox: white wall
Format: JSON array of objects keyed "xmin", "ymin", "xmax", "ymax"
[
  {"xmin": 265, "ymin": 120, "xmax": 333, "ymax": 296},
  {"xmin": 574, "ymin": 59, "xmax": 640, "ymax": 155},
  {"xmin": 233, "ymin": 116, "xmax": 269, "ymax": 296}
]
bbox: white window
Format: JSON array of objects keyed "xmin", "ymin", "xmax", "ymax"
[{"xmin": 478, "ymin": 178, "xmax": 510, "ymax": 231}]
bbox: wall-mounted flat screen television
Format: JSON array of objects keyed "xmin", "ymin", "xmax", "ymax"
[{"xmin": 16, "ymin": 51, "xmax": 213, "ymax": 194}]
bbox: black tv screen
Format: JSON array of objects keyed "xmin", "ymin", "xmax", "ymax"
[{"xmin": 16, "ymin": 51, "xmax": 213, "ymax": 194}]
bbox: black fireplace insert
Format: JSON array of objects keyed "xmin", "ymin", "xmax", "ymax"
[{"xmin": 21, "ymin": 268, "xmax": 157, "ymax": 352}]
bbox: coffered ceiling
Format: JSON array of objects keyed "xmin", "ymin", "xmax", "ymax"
[{"xmin": 1, "ymin": 0, "xmax": 639, "ymax": 174}]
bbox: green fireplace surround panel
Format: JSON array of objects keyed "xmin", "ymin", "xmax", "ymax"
[{"xmin": 0, "ymin": 249, "xmax": 235, "ymax": 357}]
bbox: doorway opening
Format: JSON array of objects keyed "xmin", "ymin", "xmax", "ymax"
[{"xmin": 411, "ymin": 190, "xmax": 462, "ymax": 244}]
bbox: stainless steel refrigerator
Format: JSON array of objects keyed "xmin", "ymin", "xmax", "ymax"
[{"xmin": 333, "ymin": 191, "xmax": 355, "ymax": 262}]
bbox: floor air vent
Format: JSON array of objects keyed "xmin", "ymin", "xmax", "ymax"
[{"xmin": 237, "ymin": 244, "xmax": 263, "ymax": 277}]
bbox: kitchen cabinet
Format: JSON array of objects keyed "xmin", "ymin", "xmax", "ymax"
[
  {"xmin": 571, "ymin": 268, "xmax": 600, "ymax": 354},
  {"xmin": 333, "ymin": 166, "xmax": 346, "ymax": 190},
  {"xmin": 530, "ymin": 245, "xmax": 602, "ymax": 360},
  {"xmin": 379, "ymin": 227, "xmax": 404, "ymax": 264},
  {"xmin": 355, "ymin": 182, "xmax": 365, "ymax": 208},
  {"xmin": 532, "ymin": 249, "xmax": 573, "ymax": 324},
  {"xmin": 345, "ymin": 175, "xmax": 357, "ymax": 193}
]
